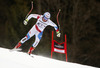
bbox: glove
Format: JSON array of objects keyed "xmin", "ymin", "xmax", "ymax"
[
  {"xmin": 56, "ymin": 31, "xmax": 61, "ymax": 37},
  {"xmin": 23, "ymin": 19, "xmax": 28, "ymax": 25}
]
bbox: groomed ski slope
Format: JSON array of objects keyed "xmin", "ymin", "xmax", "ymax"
[{"xmin": 0, "ymin": 47, "xmax": 96, "ymax": 68}]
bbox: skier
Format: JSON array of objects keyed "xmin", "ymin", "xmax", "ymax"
[{"xmin": 13, "ymin": 12, "xmax": 61, "ymax": 55}]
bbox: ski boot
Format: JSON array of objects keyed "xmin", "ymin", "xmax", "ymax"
[
  {"xmin": 28, "ymin": 46, "xmax": 35, "ymax": 55},
  {"xmin": 12, "ymin": 41, "xmax": 22, "ymax": 51}
]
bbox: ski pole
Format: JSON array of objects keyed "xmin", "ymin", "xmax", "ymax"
[
  {"xmin": 25, "ymin": 1, "xmax": 33, "ymax": 19},
  {"xmin": 57, "ymin": 9, "xmax": 61, "ymax": 32}
]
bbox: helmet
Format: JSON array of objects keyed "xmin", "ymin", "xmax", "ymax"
[{"xmin": 43, "ymin": 12, "xmax": 51, "ymax": 19}]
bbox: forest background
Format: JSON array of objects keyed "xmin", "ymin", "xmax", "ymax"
[{"xmin": 0, "ymin": 0, "xmax": 100, "ymax": 67}]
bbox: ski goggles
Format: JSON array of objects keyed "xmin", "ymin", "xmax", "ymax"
[{"xmin": 43, "ymin": 16, "xmax": 48, "ymax": 21}]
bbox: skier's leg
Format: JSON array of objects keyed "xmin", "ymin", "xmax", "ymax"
[
  {"xmin": 28, "ymin": 32, "xmax": 43, "ymax": 55},
  {"xmin": 14, "ymin": 33, "xmax": 31, "ymax": 49},
  {"xmin": 20, "ymin": 32, "xmax": 31, "ymax": 44},
  {"xmin": 14, "ymin": 26, "xmax": 36, "ymax": 49}
]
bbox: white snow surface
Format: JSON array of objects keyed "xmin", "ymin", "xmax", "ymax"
[{"xmin": 0, "ymin": 47, "xmax": 96, "ymax": 68}]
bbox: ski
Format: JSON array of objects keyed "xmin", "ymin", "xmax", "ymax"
[
  {"xmin": 10, "ymin": 48, "xmax": 34, "ymax": 58},
  {"xmin": 29, "ymin": 54, "xmax": 34, "ymax": 58},
  {"xmin": 10, "ymin": 48, "xmax": 22, "ymax": 52}
]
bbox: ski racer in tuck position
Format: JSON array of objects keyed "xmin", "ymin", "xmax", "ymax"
[{"xmin": 13, "ymin": 12, "xmax": 61, "ymax": 55}]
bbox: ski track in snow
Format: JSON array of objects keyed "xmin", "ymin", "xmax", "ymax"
[{"xmin": 0, "ymin": 47, "xmax": 96, "ymax": 68}]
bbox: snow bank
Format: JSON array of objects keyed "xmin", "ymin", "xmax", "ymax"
[{"xmin": 0, "ymin": 47, "xmax": 96, "ymax": 68}]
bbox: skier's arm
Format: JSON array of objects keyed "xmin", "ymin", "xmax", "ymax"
[
  {"xmin": 23, "ymin": 14, "xmax": 41, "ymax": 25},
  {"xmin": 49, "ymin": 20, "xmax": 61, "ymax": 37},
  {"xmin": 27, "ymin": 14, "xmax": 41, "ymax": 20}
]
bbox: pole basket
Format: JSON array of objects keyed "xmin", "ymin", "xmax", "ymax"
[{"xmin": 51, "ymin": 31, "xmax": 68, "ymax": 62}]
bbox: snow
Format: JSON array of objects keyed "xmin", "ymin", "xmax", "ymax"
[{"xmin": 0, "ymin": 47, "xmax": 96, "ymax": 68}]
